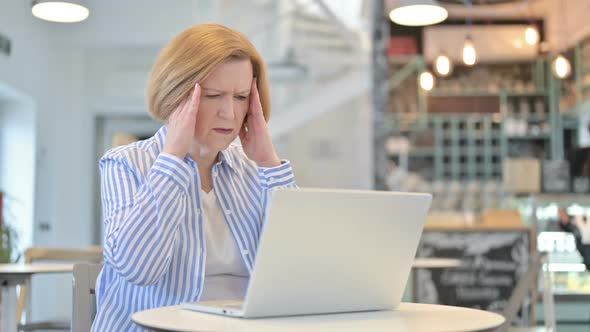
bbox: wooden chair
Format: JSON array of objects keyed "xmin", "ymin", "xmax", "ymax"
[
  {"xmin": 499, "ymin": 252, "xmax": 556, "ymax": 332},
  {"xmin": 16, "ymin": 246, "xmax": 103, "ymax": 331},
  {"xmin": 71, "ymin": 263, "xmax": 103, "ymax": 332}
]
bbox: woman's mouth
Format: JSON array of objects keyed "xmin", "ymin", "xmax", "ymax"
[{"xmin": 213, "ymin": 128, "xmax": 233, "ymax": 135}]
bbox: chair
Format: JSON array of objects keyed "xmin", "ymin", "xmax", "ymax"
[
  {"xmin": 499, "ymin": 252, "xmax": 556, "ymax": 332},
  {"xmin": 16, "ymin": 246, "xmax": 103, "ymax": 331},
  {"xmin": 71, "ymin": 263, "xmax": 103, "ymax": 332}
]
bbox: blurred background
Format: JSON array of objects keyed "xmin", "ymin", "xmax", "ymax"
[{"xmin": 1, "ymin": 0, "xmax": 590, "ymax": 330}]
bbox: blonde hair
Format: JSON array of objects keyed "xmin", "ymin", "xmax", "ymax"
[{"xmin": 147, "ymin": 23, "xmax": 271, "ymax": 122}]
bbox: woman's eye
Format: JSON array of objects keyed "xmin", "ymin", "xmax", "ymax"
[
  {"xmin": 205, "ymin": 94, "xmax": 220, "ymax": 98},
  {"xmin": 235, "ymin": 96, "xmax": 248, "ymax": 101}
]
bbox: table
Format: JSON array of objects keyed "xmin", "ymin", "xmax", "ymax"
[
  {"xmin": 132, "ymin": 302, "xmax": 505, "ymax": 332},
  {"xmin": 0, "ymin": 264, "xmax": 73, "ymax": 332},
  {"xmin": 412, "ymin": 258, "xmax": 461, "ymax": 269}
]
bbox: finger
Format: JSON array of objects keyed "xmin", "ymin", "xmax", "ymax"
[
  {"xmin": 249, "ymin": 80, "xmax": 266, "ymax": 133},
  {"xmin": 246, "ymin": 108, "xmax": 261, "ymax": 135},
  {"xmin": 250, "ymin": 79, "xmax": 263, "ymax": 118},
  {"xmin": 171, "ymin": 95, "xmax": 189, "ymax": 119},
  {"xmin": 239, "ymin": 123, "xmax": 248, "ymax": 143},
  {"xmin": 191, "ymin": 83, "xmax": 201, "ymax": 114},
  {"xmin": 169, "ymin": 94, "xmax": 189, "ymax": 127},
  {"xmin": 167, "ymin": 106, "xmax": 181, "ymax": 125},
  {"xmin": 183, "ymin": 83, "xmax": 200, "ymax": 120}
]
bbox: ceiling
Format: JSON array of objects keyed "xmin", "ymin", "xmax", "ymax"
[{"xmin": 439, "ymin": 0, "xmax": 530, "ymax": 4}]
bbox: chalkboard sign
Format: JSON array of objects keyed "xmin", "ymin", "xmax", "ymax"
[
  {"xmin": 543, "ymin": 160, "xmax": 570, "ymax": 193},
  {"xmin": 415, "ymin": 230, "xmax": 531, "ymax": 325}
]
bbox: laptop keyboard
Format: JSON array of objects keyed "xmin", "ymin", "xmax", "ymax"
[{"xmin": 221, "ymin": 301, "xmax": 243, "ymax": 309}]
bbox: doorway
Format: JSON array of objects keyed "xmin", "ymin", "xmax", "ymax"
[
  {"xmin": 92, "ymin": 114, "xmax": 161, "ymax": 244},
  {"xmin": 0, "ymin": 83, "xmax": 36, "ymax": 259}
]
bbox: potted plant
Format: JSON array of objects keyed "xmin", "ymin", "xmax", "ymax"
[
  {"xmin": 0, "ymin": 190, "xmax": 21, "ymax": 324},
  {"xmin": 0, "ymin": 191, "xmax": 20, "ymax": 264}
]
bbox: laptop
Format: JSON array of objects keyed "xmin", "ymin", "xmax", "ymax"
[{"xmin": 181, "ymin": 188, "xmax": 432, "ymax": 318}]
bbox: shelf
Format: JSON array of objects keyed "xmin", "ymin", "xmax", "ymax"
[
  {"xmin": 504, "ymin": 115, "xmax": 549, "ymax": 122},
  {"xmin": 561, "ymin": 115, "xmax": 580, "ymax": 129},
  {"xmin": 510, "ymin": 193, "xmax": 590, "ymax": 206},
  {"xmin": 428, "ymin": 90, "xmax": 546, "ymax": 98},
  {"xmin": 551, "ymin": 292, "xmax": 590, "ymax": 302},
  {"xmin": 561, "ymin": 111, "xmax": 580, "ymax": 119},
  {"xmin": 409, "ymin": 147, "xmax": 435, "ymax": 156},
  {"xmin": 384, "ymin": 56, "xmax": 563, "ymax": 183},
  {"xmin": 505, "ymin": 91, "xmax": 547, "ymax": 97},
  {"xmin": 441, "ymin": 133, "xmax": 500, "ymax": 140},
  {"xmin": 429, "ymin": 90, "xmax": 499, "ymax": 97},
  {"xmin": 526, "ymin": 115, "xmax": 549, "ymax": 122},
  {"xmin": 505, "ymin": 134, "xmax": 551, "ymax": 140},
  {"xmin": 438, "ymin": 146, "xmax": 502, "ymax": 153},
  {"xmin": 388, "ymin": 147, "xmax": 435, "ymax": 157}
]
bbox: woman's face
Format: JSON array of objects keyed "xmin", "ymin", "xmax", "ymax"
[{"xmin": 195, "ymin": 59, "xmax": 253, "ymax": 152}]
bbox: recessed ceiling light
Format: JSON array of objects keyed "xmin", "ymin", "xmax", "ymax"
[{"xmin": 31, "ymin": 1, "xmax": 89, "ymax": 23}]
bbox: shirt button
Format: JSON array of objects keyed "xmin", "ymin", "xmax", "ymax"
[
  {"xmin": 242, "ymin": 250, "xmax": 249, "ymax": 255},
  {"xmin": 225, "ymin": 210, "xmax": 232, "ymax": 215},
  {"xmin": 196, "ymin": 208, "xmax": 201, "ymax": 215},
  {"xmin": 269, "ymin": 177, "xmax": 275, "ymax": 183}
]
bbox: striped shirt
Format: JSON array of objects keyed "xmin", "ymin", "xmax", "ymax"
[{"xmin": 91, "ymin": 126, "xmax": 297, "ymax": 331}]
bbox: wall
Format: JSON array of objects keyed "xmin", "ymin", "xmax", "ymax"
[
  {"xmin": 285, "ymin": 93, "xmax": 373, "ymax": 189},
  {"xmin": 0, "ymin": 97, "xmax": 35, "ymax": 256},
  {"xmin": 543, "ymin": 0, "xmax": 590, "ymax": 50},
  {"xmin": 0, "ymin": 0, "xmax": 196, "ymax": 321},
  {"xmin": 0, "ymin": 2, "xmax": 63, "ymax": 321},
  {"xmin": 0, "ymin": 0, "xmax": 59, "ymax": 249}
]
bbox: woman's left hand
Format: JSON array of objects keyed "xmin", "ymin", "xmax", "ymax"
[{"xmin": 239, "ymin": 79, "xmax": 281, "ymax": 168}]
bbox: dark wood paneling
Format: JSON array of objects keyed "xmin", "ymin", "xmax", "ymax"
[{"xmin": 427, "ymin": 96, "xmax": 500, "ymax": 113}]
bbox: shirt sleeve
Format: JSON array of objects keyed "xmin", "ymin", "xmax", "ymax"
[
  {"xmin": 100, "ymin": 151, "xmax": 193, "ymax": 286},
  {"xmin": 257, "ymin": 160, "xmax": 298, "ymax": 223},
  {"xmin": 257, "ymin": 160, "xmax": 297, "ymax": 189}
]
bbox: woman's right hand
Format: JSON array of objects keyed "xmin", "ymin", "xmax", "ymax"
[
  {"xmin": 558, "ymin": 208, "xmax": 571, "ymax": 226},
  {"xmin": 163, "ymin": 83, "xmax": 201, "ymax": 159}
]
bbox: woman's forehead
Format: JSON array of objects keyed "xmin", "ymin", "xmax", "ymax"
[{"xmin": 202, "ymin": 59, "xmax": 252, "ymax": 91}]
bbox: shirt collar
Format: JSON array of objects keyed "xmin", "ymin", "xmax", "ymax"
[
  {"xmin": 218, "ymin": 147, "xmax": 236, "ymax": 172},
  {"xmin": 155, "ymin": 125, "xmax": 167, "ymax": 151}
]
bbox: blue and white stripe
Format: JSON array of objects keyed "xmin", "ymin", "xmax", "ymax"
[{"xmin": 91, "ymin": 126, "xmax": 296, "ymax": 331}]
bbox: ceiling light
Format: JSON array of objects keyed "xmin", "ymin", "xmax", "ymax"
[
  {"xmin": 389, "ymin": 0, "xmax": 448, "ymax": 26},
  {"xmin": 462, "ymin": 36, "xmax": 477, "ymax": 66},
  {"xmin": 434, "ymin": 54, "xmax": 453, "ymax": 76},
  {"xmin": 419, "ymin": 71, "xmax": 435, "ymax": 91},
  {"xmin": 525, "ymin": 25, "xmax": 539, "ymax": 46},
  {"xmin": 552, "ymin": 54, "xmax": 571, "ymax": 79},
  {"xmin": 31, "ymin": 1, "xmax": 89, "ymax": 23}
]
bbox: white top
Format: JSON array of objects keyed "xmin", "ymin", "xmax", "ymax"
[
  {"xmin": 199, "ymin": 189, "xmax": 249, "ymax": 302},
  {"xmin": 132, "ymin": 302, "xmax": 506, "ymax": 332},
  {"xmin": 573, "ymin": 214, "xmax": 590, "ymax": 244}
]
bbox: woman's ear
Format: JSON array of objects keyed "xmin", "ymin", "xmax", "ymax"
[{"xmin": 242, "ymin": 114, "xmax": 249, "ymax": 132}]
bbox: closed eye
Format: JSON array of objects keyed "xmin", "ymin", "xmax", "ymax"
[
  {"xmin": 235, "ymin": 96, "xmax": 248, "ymax": 101},
  {"xmin": 205, "ymin": 94, "xmax": 220, "ymax": 99}
]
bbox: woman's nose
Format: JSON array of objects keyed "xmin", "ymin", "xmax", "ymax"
[{"xmin": 218, "ymin": 98, "xmax": 235, "ymax": 120}]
